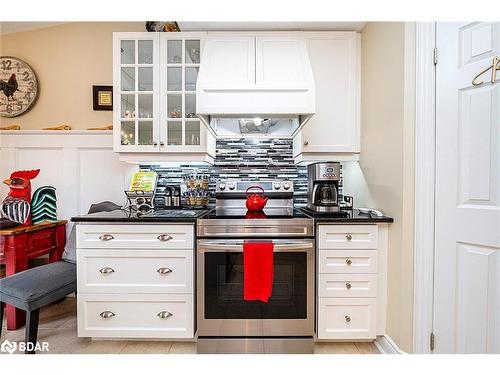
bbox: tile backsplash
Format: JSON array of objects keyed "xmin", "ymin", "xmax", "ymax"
[{"xmin": 142, "ymin": 138, "xmax": 342, "ymax": 208}]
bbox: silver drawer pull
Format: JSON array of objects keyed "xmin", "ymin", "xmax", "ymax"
[
  {"xmin": 157, "ymin": 234, "xmax": 173, "ymax": 242},
  {"xmin": 345, "ymin": 234, "xmax": 352, "ymax": 241},
  {"xmin": 157, "ymin": 267, "xmax": 173, "ymax": 275},
  {"xmin": 345, "ymin": 315, "xmax": 351, "ymax": 323},
  {"xmin": 345, "ymin": 282, "xmax": 352, "ymax": 290},
  {"xmin": 100, "ymin": 311, "xmax": 115, "ymax": 319},
  {"xmin": 99, "ymin": 267, "xmax": 115, "ymax": 275},
  {"xmin": 99, "ymin": 234, "xmax": 114, "ymax": 241},
  {"xmin": 157, "ymin": 311, "xmax": 173, "ymax": 319},
  {"xmin": 346, "ymin": 259, "xmax": 352, "ymax": 266}
]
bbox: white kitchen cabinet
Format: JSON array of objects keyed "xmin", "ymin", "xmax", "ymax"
[
  {"xmin": 197, "ymin": 35, "xmax": 255, "ymax": 89},
  {"xmin": 113, "ymin": 32, "xmax": 215, "ymax": 163},
  {"xmin": 316, "ymin": 224, "xmax": 388, "ymax": 340},
  {"xmin": 293, "ymin": 32, "xmax": 361, "ymax": 164},
  {"xmin": 76, "ymin": 223, "xmax": 196, "ymax": 340}
]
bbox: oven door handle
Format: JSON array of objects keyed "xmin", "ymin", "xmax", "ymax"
[{"xmin": 197, "ymin": 239, "xmax": 314, "ymax": 253}]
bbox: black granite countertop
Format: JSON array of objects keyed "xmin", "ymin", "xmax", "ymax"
[
  {"xmin": 301, "ymin": 208, "xmax": 394, "ymax": 223},
  {"xmin": 71, "ymin": 209, "xmax": 210, "ymax": 223}
]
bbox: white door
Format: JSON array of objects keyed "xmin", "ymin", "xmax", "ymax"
[{"xmin": 433, "ymin": 22, "xmax": 500, "ymax": 354}]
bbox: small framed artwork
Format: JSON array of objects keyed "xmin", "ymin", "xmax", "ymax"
[{"xmin": 92, "ymin": 85, "xmax": 113, "ymax": 111}]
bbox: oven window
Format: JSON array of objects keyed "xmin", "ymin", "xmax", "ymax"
[{"xmin": 204, "ymin": 252, "xmax": 307, "ymax": 319}]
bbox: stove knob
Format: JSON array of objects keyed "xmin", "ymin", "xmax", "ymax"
[
  {"xmin": 273, "ymin": 182, "xmax": 281, "ymax": 190},
  {"xmin": 219, "ymin": 183, "xmax": 226, "ymax": 191},
  {"xmin": 228, "ymin": 183, "xmax": 235, "ymax": 190},
  {"xmin": 283, "ymin": 181, "xmax": 291, "ymax": 190}
]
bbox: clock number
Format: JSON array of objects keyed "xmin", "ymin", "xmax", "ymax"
[
  {"xmin": 6, "ymin": 103, "xmax": 12, "ymax": 113},
  {"xmin": 28, "ymin": 81, "xmax": 35, "ymax": 90},
  {"xmin": 24, "ymin": 91, "xmax": 31, "ymax": 100},
  {"xmin": 16, "ymin": 62, "xmax": 22, "ymax": 72},
  {"xmin": 15, "ymin": 101, "xmax": 23, "ymax": 111},
  {"xmin": 1, "ymin": 60, "xmax": 12, "ymax": 70},
  {"xmin": 22, "ymin": 71, "xmax": 30, "ymax": 81}
]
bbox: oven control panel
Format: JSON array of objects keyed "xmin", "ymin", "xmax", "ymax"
[{"xmin": 216, "ymin": 180, "xmax": 294, "ymax": 193}]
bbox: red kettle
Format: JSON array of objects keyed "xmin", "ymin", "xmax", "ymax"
[{"xmin": 245, "ymin": 186, "xmax": 268, "ymax": 212}]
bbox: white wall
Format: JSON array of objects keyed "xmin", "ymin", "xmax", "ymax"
[
  {"xmin": 342, "ymin": 22, "xmax": 416, "ymax": 353},
  {"xmin": 0, "ymin": 131, "xmax": 137, "ymax": 230}
]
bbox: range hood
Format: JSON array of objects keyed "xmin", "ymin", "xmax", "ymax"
[{"xmin": 196, "ymin": 33, "xmax": 316, "ymax": 138}]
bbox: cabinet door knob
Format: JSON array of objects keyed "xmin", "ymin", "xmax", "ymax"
[
  {"xmin": 157, "ymin": 234, "xmax": 173, "ymax": 242},
  {"xmin": 345, "ymin": 315, "xmax": 351, "ymax": 323},
  {"xmin": 99, "ymin": 234, "xmax": 114, "ymax": 241},
  {"xmin": 346, "ymin": 259, "xmax": 352, "ymax": 266},
  {"xmin": 100, "ymin": 311, "xmax": 115, "ymax": 319},
  {"xmin": 157, "ymin": 267, "xmax": 172, "ymax": 275},
  {"xmin": 345, "ymin": 234, "xmax": 352, "ymax": 241},
  {"xmin": 153, "ymin": 142, "xmax": 158, "ymax": 146},
  {"xmin": 157, "ymin": 311, "xmax": 173, "ymax": 319},
  {"xmin": 345, "ymin": 282, "xmax": 352, "ymax": 290},
  {"xmin": 303, "ymin": 141, "xmax": 309, "ymax": 146},
  {"xmin": 160, "ymin": 142, "xmax": 165, "ymax": 146},
  {"xmin": 99, "ymin": 267, "xmax": 115, "ymax": 275}
]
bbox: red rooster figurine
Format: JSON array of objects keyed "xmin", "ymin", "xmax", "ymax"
[{"xmin": 1, "ymin": 169, "xmax": 40, "ymax": 226}]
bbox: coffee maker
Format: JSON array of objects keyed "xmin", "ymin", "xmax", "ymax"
[{"xmin": 306, "ymin": 162, "xmax": 341, "ymax": 213}]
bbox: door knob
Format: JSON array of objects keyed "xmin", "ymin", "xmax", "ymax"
[
  {"xmin": 346, "ymin": 259, "xmax": 352, "ymax": 266},
  {"xmin": 153, "ymin": 142, "xmax": 158, "ymax": 146},
  {"xmin": 345, "ymin": 282, "xmax": 352, "ymax": 290},
  {"xmin": 303, "ymin": 141, "xmax": 309, "ymax": 146},
  {"xmin": 345, "ymin": 315, "xmax": 351, "ymax": 323},
  {"xmin": 345, "ymin": 234, "xmax": 352, "ymax": 241}
]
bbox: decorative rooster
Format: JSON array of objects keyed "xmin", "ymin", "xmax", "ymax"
[
  {"xmin": 1, "ymin": 169, "xmax": 40, "ymax": 226},
  {"xmin": 0, "ymin": 73, "xmax": 20, "ymax": 101}
]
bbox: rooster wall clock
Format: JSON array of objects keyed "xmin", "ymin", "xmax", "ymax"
[{"xmin": 0, "ymin": 56, "xmax": 39, "ymax": 117}]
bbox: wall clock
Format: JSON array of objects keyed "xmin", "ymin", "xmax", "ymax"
[{"xmin": 0, "ymin": 56, "xmax": 39, "ymax": 117}]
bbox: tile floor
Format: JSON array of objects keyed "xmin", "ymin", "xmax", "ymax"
[{"xmin": 0, "ymin": 298, "xmax": 379, "ymax": 354}]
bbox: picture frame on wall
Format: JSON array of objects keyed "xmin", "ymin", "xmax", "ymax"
[{"xmin": 92, "ymin": 85, "xmax": 113, "ymax": 111}]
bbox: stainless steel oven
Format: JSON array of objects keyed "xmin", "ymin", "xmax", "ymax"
[{"xmin": 197, "ymin": 238, "xmax": 314, "ymax": 337}]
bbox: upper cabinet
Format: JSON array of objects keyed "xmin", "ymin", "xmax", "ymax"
[
  {"xmin": 198, "ymin": 36, "xmax": 255, "ymax": 89},
  {"xmin": 293, "ymin": 32, "xmax": 361, "ymax": 164},
  {"xmin": 113, "ymin": 32, "xmax": 215, "ymax": 164}
]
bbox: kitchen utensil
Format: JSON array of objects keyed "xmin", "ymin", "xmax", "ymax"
[{"xmin": 245, "ymin": 186, "xmax": 268, "ymax": 212}]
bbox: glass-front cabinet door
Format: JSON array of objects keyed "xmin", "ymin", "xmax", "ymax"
[
  {"xmin": 113, "ymin": 33, "xmax": 159, "ymax": 152},
  {"xmin": 160, "ymin": 33, "xmax": 207, "ymax": 151}
]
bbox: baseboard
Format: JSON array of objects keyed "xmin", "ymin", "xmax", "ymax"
[{"xmin": 374, "ymin": 335, "xmax": 405, "ymax": 354}]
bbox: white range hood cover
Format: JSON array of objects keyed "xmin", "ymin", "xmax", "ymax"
[{"xmin": 196, "ymin": 32, "xmax": 315, "ymax": 137}]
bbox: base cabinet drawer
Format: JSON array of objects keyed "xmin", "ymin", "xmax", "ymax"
[
  {"xmin": 318, "ymin": 274, "xmax": 377, "ymax": 298},
  {"xmin": 77, "ymin": 293, "xmax": 194, "ymax": 339},
  {"xmin": 319, "ymin": 250, "xmax": 378, "ymax": 274},
  {"xmin": 77, "ymin": 224, "xmax": 194, "ymax": 249},
  {"xmin": 77, "ymin": 249, "xmax": 193, "ymax": 294},
  {"xmin": 317, "ymin": 297, "xmax": 376, "ymax": 339},
  {"xmin": 318, "ymin": 225, "xmax": 378, "ymax": 249}
]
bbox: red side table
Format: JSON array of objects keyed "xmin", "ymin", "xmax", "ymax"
[{"xmin": 0, "ymin": 220, "xmax": 67, "ymax": 330}]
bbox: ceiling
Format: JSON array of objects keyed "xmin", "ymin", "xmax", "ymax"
[{"xmin": 0, "ymin": 21, "xmax": 366, "ymax": 35}]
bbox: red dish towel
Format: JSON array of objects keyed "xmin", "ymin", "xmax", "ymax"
[{"xmin": 243, "ymin": 241, "xmax": 274, "ymax": 302}]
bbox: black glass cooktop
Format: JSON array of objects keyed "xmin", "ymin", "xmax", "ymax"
[{"xmin": 202, "ymin": 207, "xmax": 311, "ymax": 220}]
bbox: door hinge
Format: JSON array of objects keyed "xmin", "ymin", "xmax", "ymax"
[
  {"xmin": 433, "ymin": 48, "xmax": 438, "ymax": 65},
  {"xmin": 430, "ymin": 332, "xmax": 436, "ymax": 352}
]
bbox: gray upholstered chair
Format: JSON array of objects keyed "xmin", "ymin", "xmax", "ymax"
[{"xmin": 0, "ymin": 201, "xmax": 121, "ymax": 354}]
